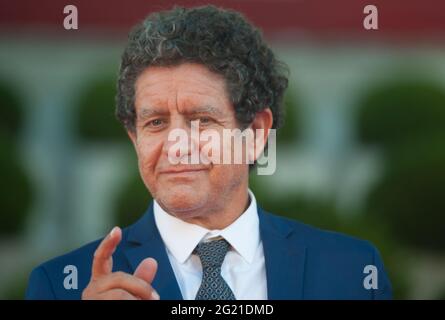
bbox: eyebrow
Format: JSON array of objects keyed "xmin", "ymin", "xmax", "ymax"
[
  {"xmin": 138, "ymin": 107, "xmax": 169, "ymax": 120},
  {"xmin": 187, "ymin": 105, "xmax": 226, "ymax": 118},
  {"xmin": 138, "ymin": 105, "xmax": 226, "ymax": 120}
]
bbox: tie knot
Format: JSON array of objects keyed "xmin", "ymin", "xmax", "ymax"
[{"xmin": 194, "ymin": 238, "xmax": 231, "ymax": 268}]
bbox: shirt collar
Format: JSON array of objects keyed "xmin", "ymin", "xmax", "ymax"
[{"xmin": 153, "ymin": 189, "xmax": 260, "ymax": 264}]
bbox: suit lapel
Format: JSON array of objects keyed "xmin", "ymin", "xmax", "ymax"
[
  {"xmin": 123, "ymin": 203, "xmax": 183, "ymax": 300},
  {"xmin": 258, "ymin": 207, "xmax": 306, "ymax": 299}
]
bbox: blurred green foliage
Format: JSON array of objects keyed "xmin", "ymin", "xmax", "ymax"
[
  {"xmin": 114, "ymin": 171, "xmax": 153, "ymax": 228},
  {"xmin": 366, "ymin": 136, "xmax": 445, "ymax": 251},
  {"xmin": 436, "ymin": 286, "xmax": 445, "ymax": 300},
  {"xmin": 357, "ymin": 77, "xmax": 445, "ymax": 253},
  {"xmin": 0, "ymin": 80, "xmax": 23, "ymax": 138},
  {"xmin": 0, "ymin": 81, "xmax": 32, "ymax": 236},
  {"xmin": 277, "ymin": 89, "xmax": 301, "ymax": 145},
  {"xmin": 2, "ymin": 271, "xmax": 29, "ymax": 300},
  {"xmin": 0, "ymin": 134, "xmax": 33, "ymax": 236},
  {"xmin": 76, "ymin": 72, "xmax": 128, "ymax": 143},
  {"xmin": 357, "ymin": 78, "xmax": 445, "ymax": 147}
]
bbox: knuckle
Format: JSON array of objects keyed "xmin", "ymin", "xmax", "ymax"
[
  {"xmin": 114, "ymin": 271, "xmax": 127, "ymax": 282},
  {"xmin": 113, "ymin": 289, "xmax": 129, "ymax": 300},
  {"xmin": 134, "ymin": 278, "xmax": 152, "ymax": 294}
]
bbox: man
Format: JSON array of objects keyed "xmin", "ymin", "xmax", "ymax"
[{"xmin": 26, "ymin": 5, "xmax": 392, "ymax": 300}]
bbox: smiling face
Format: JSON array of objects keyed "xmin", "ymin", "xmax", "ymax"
[{"xmin": 129, "ymin": 63, "xmax": 254, "ymax": 228}]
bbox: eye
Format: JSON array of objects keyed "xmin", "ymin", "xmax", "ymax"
[
  {"xmin": 200, "ymin": 117, "xmax": 211, "ymax": 124},
  {"xmin": 190, "ymin": 116, "xmax": 213, "ymax": 127},
  {"xmin": 151, "ymin": 119, "xmax": 163, "ymax": 126},
  {"xmin": 145, "ymin": 118, "xmax": 165, "ymax": 129}
]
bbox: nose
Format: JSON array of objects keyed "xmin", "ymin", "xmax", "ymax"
[{"xmin": 162, "ymin": 116, "xmax": 200, "ymax": 164}]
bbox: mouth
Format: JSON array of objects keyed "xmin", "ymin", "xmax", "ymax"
[{"xmin": 160, "ymin": 167, "xmax": 208, "ymax": 175}]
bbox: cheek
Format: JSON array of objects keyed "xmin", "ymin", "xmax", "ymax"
[
  {"xmin": 209, "ymin": 164, "xmax": 246, "ymax": 190},
  {"xmin": 135, "ymin": 136, "xmax": 163, "ymax": 177}
]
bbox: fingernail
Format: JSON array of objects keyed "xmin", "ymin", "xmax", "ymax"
[
  {"xmin": 110, "ymin": 226, "xmax": 118, "ymax": 238},
  {"xmin": 151, "ymin": 290, "xmax": 160, "ymax": 300}
]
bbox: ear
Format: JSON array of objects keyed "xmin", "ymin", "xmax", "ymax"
[{"xmin": 248, "ymin": 108, "xmax": 273, "ymax": 163}]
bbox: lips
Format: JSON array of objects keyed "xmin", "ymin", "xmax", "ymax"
[{"xmin": 159, "ymin": 167, "xmax": 208, "ymax": 174}]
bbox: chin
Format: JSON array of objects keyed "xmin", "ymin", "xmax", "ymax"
[{"xmin": 158, "ymin": 186, "xmax": 209, "ymax": 217}]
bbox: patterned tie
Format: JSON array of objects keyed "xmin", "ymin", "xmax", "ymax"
[{"xmin": 194, "ymin": 238, "xmax": 236, "ymax": 300}]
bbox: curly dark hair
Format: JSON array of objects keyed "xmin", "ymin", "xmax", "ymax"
[{"xmin": 116, "ymin": 5, "xmax": 289, "ymax": 134}]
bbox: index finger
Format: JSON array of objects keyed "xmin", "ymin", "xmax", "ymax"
[{"xmin": 91, "ymin": 226, "xmax": 122, "ymax": 280}]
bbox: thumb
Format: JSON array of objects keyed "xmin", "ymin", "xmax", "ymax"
[{"xmin": 134, "ymin": 257, "xmax": 158, "ymax": 284}]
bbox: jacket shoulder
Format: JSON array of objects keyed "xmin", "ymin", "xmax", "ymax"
[
  {"xmin": 262, "ymin": 211, "xmax": 392, "ymax": 299},
  {"xmin": 263, "ymin": 211, "xmax": 376, "ymax": 252}
]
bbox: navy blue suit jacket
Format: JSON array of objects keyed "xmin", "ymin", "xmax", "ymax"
[{"xmin": 26, "ymin": 203, "xmax": 392, "ymax": 299}]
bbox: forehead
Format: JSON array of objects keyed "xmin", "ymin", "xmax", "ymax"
[{"xmin": 134, "ymin": 63, "xmax": 230, "ymax": 109}]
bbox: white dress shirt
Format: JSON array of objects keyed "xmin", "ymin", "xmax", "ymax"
[{"xmin": 153, "ymin": 189, "xmax": 267, "ymax": 300}]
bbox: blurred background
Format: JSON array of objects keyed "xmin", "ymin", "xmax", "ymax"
[{"xmin": 0, "ymin": 0, "xmax": 444, "ymax": 299}]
